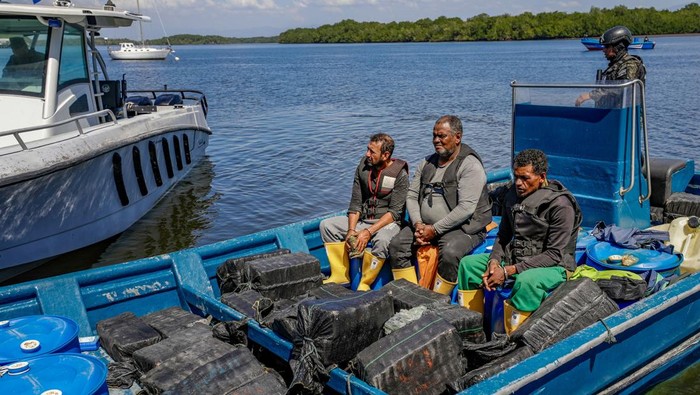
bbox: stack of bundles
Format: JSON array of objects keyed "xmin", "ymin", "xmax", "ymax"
[
  {"xmin": 263, "ymin": 283, "xmax": 355, "ymax": 341},
  {"xmin": 244, "ymin": 252, "xmax": 324, "ymax": 300},
  {"xmin": 353, "ymin": 312, "xmax": 464, "ymax": 395},
  {"xmin": 221, "ymin": 289, "xmax": 274, "ymax": 321},
  {"xmin": 216, "ymin": 249, "xmax": 291, "ymax": 294},
  {"xmin": 431, "ymin": 303, "xmax": 486, "ymax": 344},
  {"xmin": 132, "ymin": 322, "xmax": 214, "ymax": 372},
  {"xmin": 448, "ymin": 346, "xmax": 534, "ymax": 392},
  {"xmin": 140, "ymin": 343, "xmax": 286, "ymax": 394},
  {"xmin": 141, "ymin": 306, "xmax": 208, "ymax": 338},
  {"xmin": 382, "ymin": 279, "xmax": 451, "ymax": 311},
  {"xmin": 289, "ymin": 291, "xmax": 394, "ymax": 394},
  {"xmin": 510, "ymin": 278, "xmax": 619, "ymax": 353},
  {"xmin": 97, "ymin": 312, "xmax": 162, "ymax": 362},
  {"xmin": 461, "ymin": 332, "xmax": 518, "ymax": 372}
]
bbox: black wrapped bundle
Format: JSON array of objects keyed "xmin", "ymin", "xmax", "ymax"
[
  {"xmin": 462, "ymin": 332, "xmax": 517, "ymax": 370},
  {"xmin": 354, "ymin": 313, "xmax": 464, "ymax": 395},
  {"xmin": 140, "ymin": 344, "xmax": 286, "ymax": 394},
  {"xmin": 308, "ymin": 282, "xmax": 355, "ymax": 299},
  {"xmin": 448, "ymin": 346, "xmax": 534, "ymax": 392},
  {"xmin": 511, "ymin": 278, "xmax": 619, "ymax": 353},
  {"xmin": 216, "ymin": 249, "xmax": 291, "ymax": 294},
  {"xmin": 432, "ymin": 303, "xmax": 486, "ymax": 344},
  {"xmin": 244, "ymin": 252, "xmax": 324, "ymax": 300},
  {"xmin": 96, "ymin": 312, "xmax": 161, "ymax": 362},
  {"xmin": 382, "ymin": 279, "xmax": 451, "ymax": 311},
  {"xmin": 221, "ymin": 289, "xmax": 274, "ymax": 321},
  {"xmin": 141, "ymin": 306, "xmax": 208, "ymax": 338},
  {"xmin": 132, "ymin": 322, "xmax": 214, "ymax": 372},
  {"xmin": 261, "ymin": 296, "xmax": 316, "ymax": 342}
]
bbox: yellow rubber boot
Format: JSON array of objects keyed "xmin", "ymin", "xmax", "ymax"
[
  {"xmin": 392, "ymin": 266, "xmax": 418, "ymax": 284},
  {"xmin": 457, "ymin": 289, "xmax": 484, "ymax": 313},
  {"xmin": 504, "ymin": 299, "xmax": 532, "ymax": 335},
  {"xmin": 356, "ymin": 250, "xmax": 385, "ymax": 291},
  {"xmin": 323, "ymin": 242, "xmax": 350, "ymax": 285},
  {"xmin": 433, "ymin": 274, "xmax": 457, "ymax": 295}
]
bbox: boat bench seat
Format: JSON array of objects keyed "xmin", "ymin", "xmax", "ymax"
[
  {"xmin": 154, "ymin": 94, "xmax": 183, "ymax": 106},
  {"xmin": 125, "ymin": 95, "xmax": 153, "ymax": 106},
  {"xmin": 649, "ymin": 157, "xmax": 695, "ymax": 208}
]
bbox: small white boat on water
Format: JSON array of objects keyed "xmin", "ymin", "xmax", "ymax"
[
  {"xmin": 0, "ymin": 1, "xmax": 211, "ymax": 278},
  {"xmin": 107, "ymin": 0, "xmax": 172, "ymax": 60}
]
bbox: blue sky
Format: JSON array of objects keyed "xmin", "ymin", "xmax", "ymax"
[{"xmin": 24, "ymin": 1, "xmax": 688, "ymax": 37}]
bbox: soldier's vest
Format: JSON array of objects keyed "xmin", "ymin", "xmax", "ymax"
[
  {"xmin": 602, "ymin": 53, "xmax": 646, "ymax": 84},
  {"xmin": 503, "ymin": 180, "xmax": 583, "ymax": 271},
  {"xmin": 359, "ymin": 158, "xmax": 408, "ymax": 221},
  {"xmin": 418, "ymin": 143, "xmax": 492, "ymax": 234}
]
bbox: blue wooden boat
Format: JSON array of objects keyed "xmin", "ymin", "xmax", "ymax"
[
  {"xmin": 1, "ymin": 80, "xmax": 698, "ymax": 393},
  {"xmin": 581, "ymin": 36, "xmax": 656, "ymax": 50}
]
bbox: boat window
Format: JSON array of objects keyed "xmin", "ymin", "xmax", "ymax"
[
  {"xmin": 58, "ymin": 24, "xmax": 88, "ymax": 89},
  {"xmin": 173, "ymin": 135, "xmax": 183, "ymax": 171},
  {"xmin": 162, "ymin": 137, "xmax": 174, "ymax": 178},
  {"xmin": 0, "ymin": 16, "xmax": 49, "ymax": 96}
]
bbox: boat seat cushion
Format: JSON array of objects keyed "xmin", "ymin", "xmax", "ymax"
[
  {"xmin": 649, "ymin": 157, "xmax": 695, "ymax": 207},
  {"xmin": 154, "ymin": 93, "xmax": 183, "ymax": 106},
  {"xmin": 125, "ymin": 95, "xmax": 152, "ymax": 106}
]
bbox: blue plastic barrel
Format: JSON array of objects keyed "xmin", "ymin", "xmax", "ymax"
[
  {"xmin": 0, "ymin": 315, "xmax": 80, "ymax": 365},
  {"xmin": 0, "ymin": 353, "xmax": 108, "ymax": 395},
  {"xmin": 585, "ymin": 241, "xmax": 683, "ymax": 277}
]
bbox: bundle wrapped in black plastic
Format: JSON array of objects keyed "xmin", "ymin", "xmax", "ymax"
[
  {"xmin": 511, "ymin": 278, "xmax": 619, "ymax": 353},
  {"xmin": 140, "ymin": 343, "xmax": 286, "ymax": 394},
  {"xmin": 289, "ymin": 291, "xmax": 394, "ymax": 394},
  {"xmin": 221, "ymin": 289, "xmax": 274, "ymax": 321},
  {"xmin": 97, "ymin": 312, "xmax": 161, "ymax": 362},
  {"xmin": 462, "ymin": 332, "xmax": 517, "ymax": 370},
  {"xmin": 354, "ymin": 312, "xmax": 463, "ymax": 395},
  {"xmin": 141, "ymin": 306, "xmax": 208, "ymax": 338},
  {"xmin": 308, "ymin": 282, "xmax": 355, "ymax": 299},
  {"xmin": 212, "ymin": 320, "xmax": 249, "ymax": 346},
  {"xmin": 596, "ymin": 276, "xmax": 647, "ymax": 301},
  {"xmin": 132, "ymin": 322, "xmax": 214, "ymax": 372},
  {"xmin": 243, "ymin": 252, "xmax": 324, "ymax": 300},
  {"xmin": 432, "ymin": 303, "xmax": 486, "ymax": 344},
  {"xmin": 261, "ymin": 296, "xmax": 315, "ymax": 342},
  {"xmin": 381, "ymin": 279, "xmax": 450, "ymax": 311},
  {"xmin": 448, "ymin": 346, "xmax": 534, "ymax": 392},
  {"xmin": 216, "ymin": 249, "xmax": 291, "ymax": 294}
]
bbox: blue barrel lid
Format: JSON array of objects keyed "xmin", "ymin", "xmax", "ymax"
[
  {"xmin": 0, "ymin": 353, "xmax": 107, "ymax": 395},
  {"xmin": 0, "ymin": 315, "xmax": 80, "ymax": 365},
  {"xmin": 586, "ymin": 241, "xmax": 683, "ymax": 273}
]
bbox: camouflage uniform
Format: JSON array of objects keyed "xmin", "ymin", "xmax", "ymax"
[{"xmin": 590, "ymin": 51, "xmax": 646, "ymax": 108}]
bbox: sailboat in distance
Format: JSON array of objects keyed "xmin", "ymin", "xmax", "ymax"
[{"xmin": 108, "ymin": 0, "xmax": 172, "ymax": 60}]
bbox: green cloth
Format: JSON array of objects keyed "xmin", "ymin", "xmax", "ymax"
[
  {"xmin": 457, "ymin": 253, "xmax": 566, "ymax": 312},
  {"xmin": 570, "ymin": 265, "xmax": 643, "ymax": 281}
]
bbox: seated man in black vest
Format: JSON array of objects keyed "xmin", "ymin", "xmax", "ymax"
[
  {"xmin": 388, "ymin": 115, "xmax": 492, "ymax": 295},
  {"xmin": 320, "ymin": 133, "xmax": 409, "ymax": 291},
  {"xmin": 457, "ymin": 149, "xmax": 582, "ymax": 334},
  {"xmin": 2, "ymin": 36, "xmax": 45, "ymax": 80}
]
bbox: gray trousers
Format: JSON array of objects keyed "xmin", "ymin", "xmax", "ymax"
[{"xmin": 319, "ymin": 216, "xmax": 400, "ymax": 259}]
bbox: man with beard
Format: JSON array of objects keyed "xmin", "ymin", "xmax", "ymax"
[
  {"xmin": 457, "ymin": 149, "xmax": 582, "ymax": 334},
  {"xmin": 320, "ymin": 133, "xmax": 409, "ymax": 291},
  {"xmin": 388, "ymin": 115, "xmax": 492, "ymax": 295},
  {"xmin": 575, "ymin": 25, "xmax": 646, "ymax": 108}
]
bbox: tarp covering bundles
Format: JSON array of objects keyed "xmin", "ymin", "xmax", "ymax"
[
  {"xmin": 216, "ymin": 249, "xmax": 291, "ymax": 294},
  {"xmin": 381, "ymin": 278, "xmax": 451, "ymax": 311},
  {"xmin": 132, "ymin": 322, "xmax": 214, "ymax": 372},
  {"xmin": 353, "ymin": 312, "xmax": 464, "ymax": 395},
  {"xmin": 289, "ymin": 291, "xmax": 394, "ymax": 394},
  {"xmin": 448, "ymin": 346, "xmax": 534, "ymax": 392},
  {"xmin": 431, "ymin": 303, "xmax": 486, "ymax": 344},
  {"xmin": 221, "ymin": 289, "xmax": 274, "ymax": 320},
  {"xmin": 141, "ymin": 306, "xmax": 209, "ymax": 338},
  {"xmin": 140, "ymin": 343, "xmax": 286, "ymax": 394},
  {"xmin": 510, "ymin": 278, "xmax": 619, "ymax": 353},
  {"xmin": 241, "ymin": 252, "xmax": 325, "ymax": 300},
  {"xmin": 97, "ymin": 312, "xmax": 162, "ymax": 362}
]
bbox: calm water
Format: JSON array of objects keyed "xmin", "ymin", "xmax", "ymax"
[{"xmin": 6, "ymin": 36, "xmax": 700, "ymax": 275}]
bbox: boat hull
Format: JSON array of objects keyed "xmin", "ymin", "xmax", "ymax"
[
  {"xmin": 108, "ymin": 47, "xmax": 171, "ymax": 60},
  {"xmin": 581, "ymin": 37, "xmax": 655, "ymax": 50}
]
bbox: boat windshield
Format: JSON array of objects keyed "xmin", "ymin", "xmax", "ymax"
[
  {"xmin": 0, "ymin": 16, "xmax": 49, "ymax": 95},
  {"xmin": 514, "ymin": 81, "xmax": 644, "ymax": 110}
]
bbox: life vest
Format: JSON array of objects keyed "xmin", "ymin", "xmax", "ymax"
[
  {"xmin": 503, "ymin": 180, "xmax": 583, "ymax": 271},
  {"xmin": 358, "ymin": 157, "xmax": 408, "ymax": 220},
  {"xmin": 418, "ymin": 143, "xmax": 492, "ymax": 234}
]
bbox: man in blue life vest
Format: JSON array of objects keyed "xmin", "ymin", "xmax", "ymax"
[
  {"xmin": 320, "ymin": 133, "xmax": 409, "ymax": 291},
  {"xmin": 575, "ymin": 25, "xmax": 646, "ymax": 108},
  {"xmin": 388, "ymin": 115, "xmax": 492, "ymax": 295},
  {"xmin": 457, "ymin": 149, "xmax": 582, "ymax": 334}
]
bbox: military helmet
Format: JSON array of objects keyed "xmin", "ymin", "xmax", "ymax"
[{"xmin": 600, "ymin": 26, "xmax": 633, "ymax": 47}]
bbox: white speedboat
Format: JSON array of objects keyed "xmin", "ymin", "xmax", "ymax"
[{"xmin": 0, "ymin": 1, "xmax": 211, "ymax": 276}]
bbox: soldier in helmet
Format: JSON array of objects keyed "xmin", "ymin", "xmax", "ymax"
[{"xmin": 575, "ymin": 26, "xmax": 646, "ymax": 107}]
